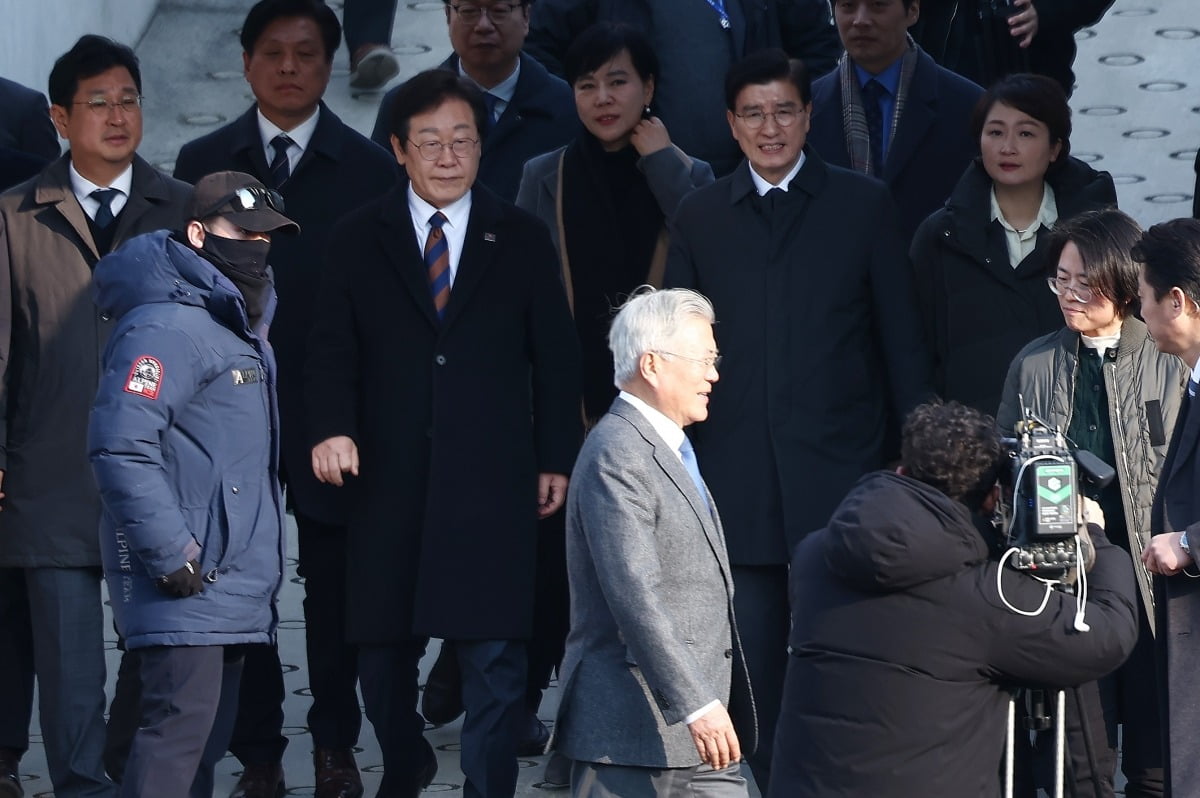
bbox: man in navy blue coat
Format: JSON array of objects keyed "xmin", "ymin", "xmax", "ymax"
[
  {"xmin": 806, "ymin": 0, "xmax": 982, "ymax": 243},
  {"xmin": 370, "ymin": 0, "xmax": 577, "ymax": 202},
  {"xmin": 171, "ymin": 2, "xmax": 399, "ymax": 796},
  {"xmin": 0, "ymin": 76, "xmax": 60, "ymax": 161}
]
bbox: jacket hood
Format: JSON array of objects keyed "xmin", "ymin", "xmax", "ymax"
[
  {"xmin": 823, "ymin": 471, "xmax": 992, "ymax": 592},
  {"xmin": 93, "ymin": 229, "xmax": 267, "ymax": 334}
]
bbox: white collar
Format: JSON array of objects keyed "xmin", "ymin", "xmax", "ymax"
[
  {"xmin": 749, "ymin": 151, "xmax": 806, "ymax": 196},
  {"xmin": 407, "ymin": 184, "xmax": 472, "ymax": 231},
  {"xmin": 990, "ymin": 183, "xmax": 1058, "ymax": 236},
  {"xmin": 618, "ymin": 390, "xmax": 686, "ymax": 455},
  {"xmin": 257, "ymin": 106, "xmax": 320, "ymax": 152},
  {"xmin": 69, "ymin": 160, "xmax": 133, "ymax": 201}
]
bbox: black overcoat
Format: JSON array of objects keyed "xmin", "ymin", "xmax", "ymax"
[
  {"xmin": 173, "ymin": 103, "xmax": 400, "ymax": 524},
  {"xmin": 665, "ymin": 149, "xmax": 933, "ymax": 565},
  {"xmin": 305, "ymin": 181, "xmax": 582, "ymax": 642}
]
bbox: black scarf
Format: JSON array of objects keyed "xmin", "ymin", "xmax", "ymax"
[{"xmin": 561, "ymin": 133, "xmax": 664, "ymax": 420}]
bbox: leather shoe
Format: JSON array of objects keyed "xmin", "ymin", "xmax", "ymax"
[
  {"xmin": 421, "ymin": 640, "xmax": 464, "ymax": 725},
  {"xmin": 229, "ymin": 761, "xmax": 284, "ymax": 798},
  {"xmin": 314, "ymin": 748, "xmax": 363, "ymax": 798},
  {"xmin": 542, "ymin": 751, "xmax": 571, "ymax": 790},
  {"xmin": 408, "ymin": 745, "xmax": 438, "ymax": 798},
  {"xmin": 0, "ymin": 748, "xmax": 22, "ymax": 798},
  {"xmin": 515, "ymin": 712, "xmax": 551, "ymax": 757}
]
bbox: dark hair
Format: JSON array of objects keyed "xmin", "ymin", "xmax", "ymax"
[
  {"xmin": 724, "ymin": 48, "xmax": 811, "ymax": 112},
  {"xmin": 1132, "ymin": 218, "xmax": 1200, "ymax": 305},
  {"xmin": 970, "ymin": 73, "xmax": 1071, "ymax": 171},
  {"xmin": 387, "ymin": 68, "xmax": 488, "ymax": 144},
  {"xmin": 240, "ymin": 0, "xmax": 342, "ymax": 62},
  {"xmin": 563, "ymin": 23, "xmax": 658, "ymax": 87},
  {"xmin": 48, "ymin": 35, "xmax": 141, "ymax": 108},
  {"xmin": 901, "ymin": 401, "xmax": 1005, "ymax": 510},
  {"xmin": 1044, "ymin": 208, "xmax": 1142, "ymax": 318}
]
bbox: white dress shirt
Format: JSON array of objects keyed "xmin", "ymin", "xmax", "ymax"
[
  {"xmin": 749, "ymin": 151, "xmax": 807, "ymax": 196},
  {"xmin": 407, "ymin": 187, "xmax": 472, "ymax": 285},
  {"xmin": 991, "ymin": 183, "xmax": 1058, "ymax": 269},
  {"xmin": 70, "ymin": 162, "xmax": 132, "ymax": 221},
  {"xmin": 257, "ymin": 106, "xmax": 320, "ymax": 174}
]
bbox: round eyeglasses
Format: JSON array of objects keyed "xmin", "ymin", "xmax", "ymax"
[
  {"xmin": 1046, "ymin": 276, "xmax": 1093, "ymax": 304},
  {"xmin": 652, "ymin": 351, "xmax": 723, "ymax": 371},
  {"xmin": 408, "ymin": 138, "xmax": 479, "ymax": 161},
  {"xmin": 733, "ymin": 108, "xmax": 802, "ymax": 129}
]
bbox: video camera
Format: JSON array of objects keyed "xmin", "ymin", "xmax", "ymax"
[{"xmin": 999, "ymin": 408, "xmax": 1115, "ymax": 579}]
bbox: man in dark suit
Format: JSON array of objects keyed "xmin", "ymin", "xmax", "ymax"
[
  {"xmin": 1137, "ymin": 218, "xmax": 1200, "ymax": 798},
  {"xmin": 171, "ymin": 2, "xmax": 399, "ymax": 796},
  {"xmin": 369, "ymin": 0, "xmax": 577, "ymax": 201},
  {"xmin": 806, "ymin": 0, "xmax": 982, "ymax": 242},
  {"xmin": 0, "ymin": 76, "xmax": 60, "ymax": 161},
  {"xmin": 307, "ymin": 69, "xmax": 581, "ymax": 798},
  {"xmin": 559, "ymin": 287, "xmax": 753, "ymax": 797},
  {"xmin": 664, "ymin": 48, "xmax": 932, "ymax": 794},
  {"xmin": 0, "ymin": 35, "xmax": 190, "ymax": 798}
]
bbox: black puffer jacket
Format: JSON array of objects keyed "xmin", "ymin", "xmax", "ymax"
[
  {"xmin": 910, "ymin": 156, "xmax": 1116, "ymax": 413},
  {"xmin": 770, "ymin": 471, "xmax": 1138, "ymax": 798}
]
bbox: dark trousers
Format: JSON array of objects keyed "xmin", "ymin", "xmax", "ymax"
[
  {"xmin": 527, "ymin": 510, "xmax": 570, "ymax": 709},
  {"xmin": 360, "ymin": 638, "xmax": 526, "ymax": 798},
  {"xmin": 230, "ymin": 512, "xmax": 361, "ymax": 764},
  {"xmin": 121, "ymin": 645, "xmax": 244, "ymax": 798},
  {"xmin": 341, "ymin": 0, "xmax": 398, "ymax": 53},
  {"xmin": 0, "ymin": 567, "xmax": 115, "ymax": 797},
  {"xmin": 730, "ymin": 564, "xmax": 790, "ymax": 796}
]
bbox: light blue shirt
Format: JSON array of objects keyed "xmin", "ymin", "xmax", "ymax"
[{"xmin": 854, "ymin": 58, "xmax": 903, "ymax": 159}]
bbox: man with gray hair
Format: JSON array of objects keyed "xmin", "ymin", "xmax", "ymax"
[{"xmin": 555, "ymin": 287, "xmax": 753, "ymax": 797}]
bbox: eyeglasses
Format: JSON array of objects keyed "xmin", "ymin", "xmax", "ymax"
[
  {"xmin": 449, "ymin": 2, "xmax": 523, "ymax": 24},
  {"xmin": 1046, "ymin": 276, "xmax": 1093, "ymax": 303},
  {"xmin": 653, "ymin": 351, "xmax": 723, "ymax": 370},
  {"xmin": 734, "ymin": 108, "xmax": 801, "ymax": 129},
  {"xmin": 407, "ymin": 138, "xmax": 479, "ymax": 161},
  {"xmin": 73, "ymin": 95, "xmax": 143, "ymax": 116},
  {"xmin": 197, "ymin": 186, "xmax": 286, "ymax": 222}
]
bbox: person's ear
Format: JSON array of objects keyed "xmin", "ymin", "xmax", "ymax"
[{"xmin": 185, "ymin": 220, "xmax": 206, "ymax": 248}]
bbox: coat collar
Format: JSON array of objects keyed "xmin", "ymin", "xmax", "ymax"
[
  {"xmin": 227, "ymin": 102, "xmax": 348, "ymax": 177},
  {"xmin": 727, "ymin": 145, "xmax": 829, "ymax": 206},
  {"xmin": 439, "ymin": 52, "xmax": 564, "ymax": 121}
]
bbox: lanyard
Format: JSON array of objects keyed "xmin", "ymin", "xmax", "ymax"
[{"xmin": 704, "ymin": 0, "xmax": 731, "ymax": 29}]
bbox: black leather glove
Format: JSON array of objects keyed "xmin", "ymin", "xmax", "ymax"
[{"xmin": 157, "ymin": 560, "xmax": 204, "ymax": 598}]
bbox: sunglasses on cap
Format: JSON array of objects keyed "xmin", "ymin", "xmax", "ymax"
[{"xmin": 197, "ymin": 185, "xmax": 286, "ymax": 221}]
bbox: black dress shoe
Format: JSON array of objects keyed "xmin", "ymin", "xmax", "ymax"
[
  {"xmin": 404, "ymin": 746, "xmax": 438, "ymax": 798},
  {"xmin": 421, "ymin": 640, "xmax": 464, "ymax": 725},
  {"xmin": 229, "ymin": 761, "xmax": 284, "ymax": 798},
  {"xmin": 515, "ymin": 713, "xmax": 551, "ymax": 757},
  {"xmin": 0, "ymin": 748, "xmax": 22, "ymax": 798},
  {"xmin": 314, "ymin": 748, "xmax": 364, "ymax": 798}
]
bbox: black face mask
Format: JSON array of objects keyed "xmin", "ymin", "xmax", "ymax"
[{"xmin": 200, "ymin": 232, "xmax": 273, "ymax": 330}]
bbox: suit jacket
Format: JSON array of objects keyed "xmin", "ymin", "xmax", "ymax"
[
  {"xmin": 807, "ymin": 49, "xmax": 983, "ymax": 243},
  {"xmin": 0, "ymin": 77, "xmax": 60, "ymax": 161},
  {"xmin": 1151, "ymin": 388, "xmax": 1200, "ymax": 796},
  {"xmin": 305, "ymin": 179, "xmax": 582, "ymax": 642},
  {"xmin": 556, "ymin": 398, "xmax": 754, "ymax": 767},
  {"xmin": 371, "ymin": 53, "xmax": 578, "ymax": 202},
  {"xmin": 0, "ymin": 154, "xmax": 191, "ymax": 567},
  {"xmin": 666, "ymin": 149, "xmax": 933, "ymax": 565},
  {"xmin": 173, "ymin": 102, "xmax": 400, "ymax": 525}
]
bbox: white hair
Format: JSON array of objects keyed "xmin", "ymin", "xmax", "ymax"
[{"xmin": 609, "ymin": 286, "xmax": 716, "ymax": 388}]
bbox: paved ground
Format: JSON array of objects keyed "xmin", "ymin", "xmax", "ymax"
[{"xmin": 14, "ymin": 0, "xmax": 1200, "ymax": 794}]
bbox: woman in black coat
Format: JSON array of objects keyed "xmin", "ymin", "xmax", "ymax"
[{"xmin": 910, "ymin": 73, "xmax": 1116, "ymax": 414}]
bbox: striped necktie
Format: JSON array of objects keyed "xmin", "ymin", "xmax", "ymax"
[
  {"xmin": 269, "ymin": 134, "xmax": 293, "ymax": 188},
  {"xmin": 424, "ymin": 211, "xmax": 450, "ymax": 319}
]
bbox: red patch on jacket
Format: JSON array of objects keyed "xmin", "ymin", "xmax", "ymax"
[{"xmin": 124, "ymin": 356, "xmax": 163, "ymax": 399}]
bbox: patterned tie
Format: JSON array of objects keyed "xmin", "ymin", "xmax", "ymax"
[
  {"xmin": 269, "ymin": 134, "xmax": 293, "ymax": 188},
  {"xmin": 1189, "ymin": 378, "xmax": 1199, "ymax": 398},
  {"xmin": 861, "ymin": 78, "xmax": 887, "ymax": 177},
  {"xmin": 482, "ymin": 93, "xmax": 499, "ymax": 133},
  {"xmin": 679, "ymin": 437, "xmax": 711, "ymax": 513},
  {"xmin": 91, "ymin": 188, "xmax": 120, "ymax": 229},
  {"xmin": 424, "ymin": 212, "xmax": 451, "ymax": 319}
]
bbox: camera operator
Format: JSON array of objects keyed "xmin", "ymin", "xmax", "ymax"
[{"xmin": 769, "ymin": 400, "xmax": 1138, "ymax": 798}]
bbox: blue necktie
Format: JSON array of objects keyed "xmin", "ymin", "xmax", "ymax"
[
  {"xmin": 91, "ymin": 188, "xmax": 120, "ymax": 229},
  {"xmin": 269, "ymin": 134, "xmax": 292, "ymax": 188},
  {"xmin": 482, "ymin": 93, "xmax": 499, "ymax": 133},
  {"xmin": 679, "ymin": 437, "xmax": 711, "ymax": 513},
  {"xmin": 861, "ymin": 78, "xmax": 887, "ymax": 177},
  {"xmin": 424, "ymin": 212, "xmax": 451, "ymax": 319},
  {"xmin": 1189, "ymin": 378, "xmax": 1198, "ymax": 398}
]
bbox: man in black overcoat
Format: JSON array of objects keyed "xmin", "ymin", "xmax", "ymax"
[
  {"xmin": 307, "ymin": 69, "xmax": 581, "ymax": 798},
  {"xmin": 0, "ymin": 75, "xmax": 60, "ymax": 161},
  {"xmin": 169, "ymin": 2, "xmax": 399, "ymax": 797},
  {"xmin": 664, "ymin": 48, "xmax": 933, "ymax": 794}
]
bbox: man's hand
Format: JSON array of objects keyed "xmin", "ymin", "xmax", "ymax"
[
  {"xmin": 157, "ymin": 559, "xmax": 204, "ymax": 598},
  {"xmin": 537, "ymin": 473, "xmax": 568, "ymax": 518},
  {"xmin": 630, "ymin": 116, "xmax": 672, "ymax": 157},
  {"xmin": 1008, "ymin": 0, "xmax": 1038, "ymax": 48},
  {"xmin": 312, "ymin": 436, "xmax": 359, "ymax": 487},
  {"xmin": 687, "ymin": 702, "xmax": 741, "ymax": 771},
  {"xmin": 1142, "ymin": 531, "xmax": 1191, "ymax": 576}
]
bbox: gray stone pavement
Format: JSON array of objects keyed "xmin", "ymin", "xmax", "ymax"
[{"xmin": 14, "ymin": 0, "xmax": 1199, "ymax": 794}]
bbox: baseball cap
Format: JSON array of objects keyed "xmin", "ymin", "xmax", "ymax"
[{"xmin": 188, "ymin": 171, "xmax": 300, "ymax": 235}]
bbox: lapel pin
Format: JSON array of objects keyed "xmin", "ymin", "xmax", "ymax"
[{"xmin": 483, "ymin": 232, "xmax": 496, "ymax": 243}]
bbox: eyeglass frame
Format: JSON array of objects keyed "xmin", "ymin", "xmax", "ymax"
[
  {"xmin": 72, "ymin": 94, "xmax": 144, "ymax": 116},
  {"xmin": 406, "ymin": 137, "xmax": 480, "ymax": 161},
  {"xmin": 1046, "ymin": 275, "xmax": 1094, "ymax": 304},
  {"xmin": 652, "ymin": 350, "xmax": 723, "ymax": 371},
  {"xmin": 196, "ymin": 186, "xmax": 286, "ymax": 223},
  {"xmin": 448, "ymin": 2, "xmax": 526, "ymax": 24},
  {"xmin": 733, "ymin": 107, "xmax": 803, "ymax": 130}
]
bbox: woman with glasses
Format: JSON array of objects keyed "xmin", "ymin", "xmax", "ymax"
[
  {"xmin": 910, "ymin": 73, "xmax": 1116, "ymax": 414},
  {"xmin": 997, "ymin": 208, "xmax": 1182, "ymax": 798},
  {"xmin": 516, "ymin": 21, "xmax": 714, "ymax": 427}
]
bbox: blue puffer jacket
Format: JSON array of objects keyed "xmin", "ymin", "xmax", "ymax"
[{"xmin": 88, "ymin": 230, "xmax": 284, "ymax": 650}]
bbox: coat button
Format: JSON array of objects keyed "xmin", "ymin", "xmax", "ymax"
[
  {"xmin": 99, "ymin": 312, "xmax": 111, "ymax": 322},
  {"xmin": 724, "ymin": 648, "xmax": 733, "ymax": 658},
  {"xmin": 231, "ymin": 486, "xmax": 240, "ymax": 494},
  {"xmin": 434, "ymin": 354, "xmax": 447, "ymax": 366}
]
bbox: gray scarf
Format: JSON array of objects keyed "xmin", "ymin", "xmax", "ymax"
[{"xmin": 839, "ymin": 36, "xmax": 920, "ymax": 177}]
